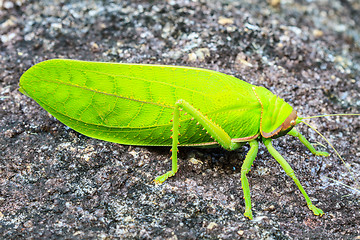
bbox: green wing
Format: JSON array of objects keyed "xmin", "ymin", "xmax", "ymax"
[{"xmin": 19, "ymin": 59, "xmax": 261, "ymax": 146}]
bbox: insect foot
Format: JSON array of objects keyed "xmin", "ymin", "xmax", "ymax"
[
  {"xmin": 308, "ymin": 204, "xmax": 324, "ymax": 216},
  {"xmin": 154, "ymin": 170, "xmax": 176, "ymax": 184},
  {"xmin": 244, "ymin": 209, "xmax": 253, "ymax": 220},
  {"xmin": 315, "ymin": 151, "xmax": 329, "ymax": 157}
]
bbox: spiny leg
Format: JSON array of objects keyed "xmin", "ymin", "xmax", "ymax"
[
  {"xmin": 288, "ymin": 128, "xmax": 329, "ymax": 157},
  {"xmin": 154, "ymin": 99, "xmax": 242, "ymax": 184},
  {"xmin": 154, "ymin": 100, "xmax": 181, "ymax": 184},
  {"xmin": 241, "ymin": 140, "xmax": 259, "ymax": 220},
  {"xmin": 263, "ymin": 138, "xmax": 324, "ymax": 216}
]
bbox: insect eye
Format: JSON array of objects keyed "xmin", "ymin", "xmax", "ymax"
[{"xmin": 290, "ymin": 120, "xmax": 296, "ymax": 126}]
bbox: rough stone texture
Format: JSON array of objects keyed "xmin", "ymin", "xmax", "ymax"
[{"xmin": 1, "ymin": 0, "xmax": 359, "ymax": 239}]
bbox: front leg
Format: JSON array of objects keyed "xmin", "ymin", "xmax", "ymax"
[
  {"xmin": 154, "ymin": 99, "xmax": 242, "ymax": 184},
  {"xmin": 288, "ymin": 128, "xmax": 329, "ymax": 157},
  {"xmin": 263, "ymin": 138, "xmax": 324, "ymax": 216}
]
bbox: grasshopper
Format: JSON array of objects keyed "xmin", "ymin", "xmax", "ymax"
[{"xmin": 19, "ymin": 59, "xmax": 359, "ymax": 219}]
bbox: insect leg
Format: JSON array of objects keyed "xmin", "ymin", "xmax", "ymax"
[
  {"xmin": 154, "ymin": 101, "xmax": 181, "ymax": 184},
  {"xmin": 241, "ymin": 140, "xmax": 259, "ymax": 220},
  {"xmin": 154, "ymin": 99, "xmax": 242, "ymax": 184},
  {"xmin": 288, "ymin": 128, "xmax": 329, "ymax": 156},
  {"xmin": 263, "ymin": 138, "xmax": 324, "ymax": 216}
]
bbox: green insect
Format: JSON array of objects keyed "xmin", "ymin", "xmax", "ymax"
[{"xmin": 19, "ymin": 59, "xmax": 358, "ymax": 219}]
